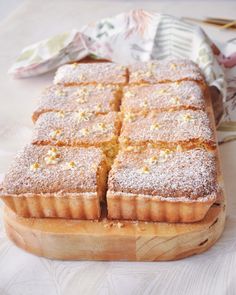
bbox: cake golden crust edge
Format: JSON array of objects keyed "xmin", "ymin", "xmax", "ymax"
[
  {"xmin": 106, "ymin": 191, "xmax": 222, "ymax": 223},
  {"xmin": 1, "ymin": 193, "xmax": 100, "ymax": 219}
]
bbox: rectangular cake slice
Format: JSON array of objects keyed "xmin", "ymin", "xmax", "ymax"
[
  {"xmin": 107, "ymin": 147, "xmax": 219, "ymax": 222},
  {"xmin": 128, "ymin": 59, "xmax": 204, "ymax": 84},
  {"xmin": 54, "ymin": 62, "xmax": 128, "ymax": 86},
  {"xmin": 119, "ymin": 110, "xmax": 215, "ymax": 150},
  {"xmin": 32, "ymin": 111, "xmax": 121, "ymax": 161},
  {"xmin": 32, "ymin": 84, "xmax": 122, "ymax": 122},
  {"xmin": 121, "ymin": 81, "xmax": 206, "ymax": 113},
  {"xmin": 0, "ymin": 145, "xmax": 108, "ymax": 219}
]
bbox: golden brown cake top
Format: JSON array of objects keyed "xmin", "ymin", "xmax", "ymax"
[
  {"xmin": 128, "ymin": 59, "xmax": 204, "ymax": 84},
  {"xmin": 1, "ymin": 145, "xmax": 106, "ymax": 195},
  {"xmin": 108, "ymin": 147, "xmax": 218, "ymax": 200},
  {"xmin": 120, "ymin": 110, "xmax": 214, "ymax": 146},
  {"xmin": 54, "ymin": 62, "xmax": 127, "ymax": 85},
  {"xmin": 33, "ymin": 84, "xmax": 120, "ymax": 120},
  {"xmin": 122, "ymin": 81, "xmax": 205, "ymax": 112},
  {"xmin": 32, "ymin": 111, "xmax": 120, "ymax": 146}
]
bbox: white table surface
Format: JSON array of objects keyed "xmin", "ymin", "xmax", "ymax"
[{"xmin": 0, "ymin": 1, "xmax": 236, "ymax": 295}]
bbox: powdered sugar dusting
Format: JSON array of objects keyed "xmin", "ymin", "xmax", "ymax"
[
  {"xmin": 108, "ymin": 148, "xmax": 217, "ymax": 200},
  {"xmin": 33, "ymin": 84, "xmax": 120, "ymax": 120},
  {"xmin": 54, "ymin": 62, "xmax": 127, "ymax": 85},
  {"xmin": 128, "ymin": 59, "xmax": 204, "ymax": 84},
  {"xmin": 1, "ymin": 145, "xmax": 105, "ymax": 194},
  {"xmin": 122, "ymin": 81, "xmax": 205, "ymax": 112},
  {"xmin": 2, "ymin": 60, "xmax": 219, "ymax": 211},
  {"xmin": 32, "ymin": 111, "xmax": 120, "ymax": 146},
  {"xmin": 120, "ymin": 110, "xmax": 214, "ymax": 145}
]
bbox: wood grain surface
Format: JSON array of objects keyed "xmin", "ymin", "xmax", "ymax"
[{"xmin": 3, "ymin": 199, "xmax": 225, "ymax": 261}]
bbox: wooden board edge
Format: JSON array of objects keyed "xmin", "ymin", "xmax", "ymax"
[{"xmin": 3, "ymin": 200, "xmax": 225, "ymax": 261}]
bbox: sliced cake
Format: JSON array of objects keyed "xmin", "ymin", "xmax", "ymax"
[
  {"xmin": 128, "ymin": 59, "xmax": 204, "ymax": 84},
  {"xmin": 121, "ymin": 81, "xmax": 206, "ymax": 113},
  {"xmin": 32, "ymin": 111, "xmax": 121, "ymax": 162},
  {"xmin": 107, "ymin": 147, "xmax": 219, "ymax": 222},
  {"xmin": 0, "ymin": 145, "xmax": 108, "ymax": 219},
  {"xmin": 119, "ymin": 110, "xmax": 215, "ymax": 150},
  {"xmin": 54, "ymin": 62, "xmax": 128, "ymax": 86},
  {"xmin": 32, "ymin": 84, "xmax": 122, "ymax": 122}
]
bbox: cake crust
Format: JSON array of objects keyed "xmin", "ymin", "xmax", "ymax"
[{"xmin": 106, "ymin": 192, "xmax": 217, "ymax": 223}]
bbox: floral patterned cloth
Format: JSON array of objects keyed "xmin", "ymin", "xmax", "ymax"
[{"xmin": 8, "ymin": 9, "xmax": 236, "ymax": 135}]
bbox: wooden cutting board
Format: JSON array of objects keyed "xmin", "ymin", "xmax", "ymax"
[
  {"xmin": 3, "ymin": 77, "xmax": 226, "ymax": 261},
  {"xmin": 4, "ymin": 199, "xmax": 225, "ymax": 261}
]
